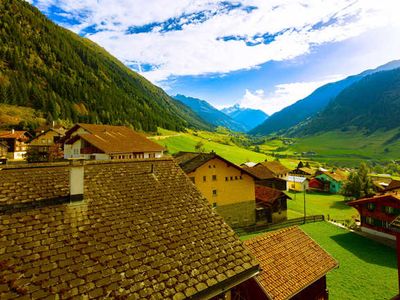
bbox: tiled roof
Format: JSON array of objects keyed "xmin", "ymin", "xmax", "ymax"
[
  {"xmin": 244, "ymin": 226, "xmax": 338, "ymax": 300},
  {"xmin": 386, "ymin": 179, "xmax": 400, "ymax": 192},
  {"xmin": 0, "ymin": 130, "xmax": 30, "ymax": 140},
  {"xmin": 257, "ymin": 161, "xmax": 290, "ymax": 176},
  {"xmin": 64, "ymin": 123, "xmax": 165, "ymax": 154},
  {"xmin": 174, "ymin": 152, "xmax": 257, "ymax": 178},
  {"xmin": 241, "ymin": 164, "xmax": 275, "ymax": 180},
  {"xmin": 299, "ymin": 167, "xmax": 314, "ymax": 175},
  {"xmin": 0, "ymin": 159, "xmax": 259, "ymax": 299},
  {"xmin": 320, "ymin": 170, "xmax": 348, "ymax": 182},
  {"xmin": 347, "ymin": 194, "xmax": 400, "ymax": 206},
  {"xmin": 255, "ymin": 186, "xmax": 291, "ymax": 206}
]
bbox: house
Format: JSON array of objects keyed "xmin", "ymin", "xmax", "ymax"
[
  {"xmin": 0, "ymin": 129, "xmax": 31, "ymax": 160},
  {"xmin": 348, "ymin": 194, "xmax": 400, "ymax": 239},
  {"xmin": 0, "ymin": 141, "xmax": 8, "ymax": 158},
  {"xmin": 237, "ymin": 226, "xmax": 338, "ymax": 300},
  {"xmin": 63, "ymin": 123, "xmax": 164, "ymax": 160},
  {"xmin": 29, "ymin": 127, "xmax": 66, "ymax": 158},
  {"xmin": 0, "ymin": 158, "xmax": 260, "ymax": 299},
  {"xmin": 242, "ymin": 164, "xmax": 287, "ymax": 191},
  {"xmin": 315, "ymin": 169, "xmax": 348, "ymax": 194},
  {"xmin": 256, "ymin": 161, "xmax": 290, "ymax": 179},
  {"xmin": 389, "ymin": 216, "xmax": 400, "ymax": 298},
  {"xmin": 241, "ymin": 161, "xmax": 257, "ymax": 168},
  {"xmin": 385, "ymin": 179, "xmax": 400, "ymax": 193},
  {"xmin": 308, "ymin": 178, "xmax": 330, "ymax": 192},
  {"xmin": 255, "ymin": 185, "xmax": 291, "ymax": 224},
  {"xmin": 174, "ymin": 151, "xmax": 257, "ymax": 228},
  {"xmin": 290, "ymin": 167, "xmax": 315, "ymax": 178},
  {"xmin": 287, "ymin": 175, "xmax": 309, "ymax": 192}
]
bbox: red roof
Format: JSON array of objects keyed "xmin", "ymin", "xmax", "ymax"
[
  {"xmin": 255, "ymin": 185, "xmax": 291, "ymax": 206},
  {"xmin": 0, "ymin": 130, "xmax": 30, "ymax": 140},
  {"xmin": 347, "ymin": 194, "xmax": 400, "ymax": 206}
]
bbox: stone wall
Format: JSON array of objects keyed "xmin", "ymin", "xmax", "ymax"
[{"xmin": 216, "ymin": 200, "xmax": 256, "ymax": 228}]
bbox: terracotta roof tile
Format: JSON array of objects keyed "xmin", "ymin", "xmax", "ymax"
[
  {"xmin": 0, "ymin": 159, "xmax": 259, "ymax": 299},
  {"xmin": 244, "ymin": 226, "xmax": 338, "ymax": 300},
  {"xmin": 255, "ymin": 186, "xmax": 291, "ymax": 206},
  {"xmin": 64, "ymin": 123, "xmax": 164, "ymax": 154}
]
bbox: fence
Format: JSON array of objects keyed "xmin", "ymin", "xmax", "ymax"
[{"xmin": 235, "ymin": 215, "xmax": 324, "ymax": 236}]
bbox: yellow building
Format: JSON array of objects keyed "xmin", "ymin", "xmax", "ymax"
[
  {"xmin": 175, "ymin": 151, "xmax": 257, "ymax": 228},
  {"xmin": 287, "ymin": 175, "xmax": 309, "ymax": 192}
]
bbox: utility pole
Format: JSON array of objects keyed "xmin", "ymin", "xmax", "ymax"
[{"xmin": 303, "ymin": 188, "xmax": 306, "ymax": 224}]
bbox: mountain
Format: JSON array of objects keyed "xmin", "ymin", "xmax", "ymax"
[
  {"xmin": 174, "ymin": 94, "xmax": 247, "ymax": 132},
  {"xmin": 290, "ymin": 67, "xmax": 400, "ymax": 136},
  {"xmin": 250, "ymin": 60, "xmax": 400, "ymax": 136},
  {"xmin": 221, "ymin": 104, "xmax": 268, "ymax": 131},
  {"xmin": 0, "ymin": 0, "xmax": 211, "ymax": 132}
]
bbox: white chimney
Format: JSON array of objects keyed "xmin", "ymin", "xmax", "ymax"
[
  {"xmin": 11, "ymin": 128, "xmax": 14, "ymax": 134},
  {"xmin": 69, "ymin": 159, "xmax": 85, "ymax": 201}
]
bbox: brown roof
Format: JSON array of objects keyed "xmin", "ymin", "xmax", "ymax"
[
  {"xmin": 242, "ymin": 164, "xmax": 275, "ymax": 180},
  {"xmin": 255, "ymin": 185, "xmax": 291, "ymax": 206},
  {"xmin": 390, "ymin": 215, "xmax": 400, "ymax": 232},
  {"xmin": 174, "ymin": 151, "xmax": 257, "ymax": 178},
  {"xmin": 385, "ymin": 179, "xmax": 400, "ymax": 192},
  {"xmin": 257, "ymin": 161, "xmax": 290, "ymax": 176},
  {"xmin": 64, "ymin": 123, "xmax": 165, "ymax": 154},
  {"xmin": 320, "ymin": 169, "xmax": 348, "ymax": 182},
  {"xmin": 244, "ymin": 226, "xmax": 338, "ymax": 300},
  {"xmin": 347, "ymin": 194, "xmax": 400, "ymax": 206},
  {"xmin": 0, "ymin": 130, "xmax": 30, "ymax": 141},
  {"xmin": 0, "ymin": 159, "xmax": 259, "ymax": 299}
]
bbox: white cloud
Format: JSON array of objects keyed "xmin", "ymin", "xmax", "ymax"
[
  {"xmin": 240, "ymin": 75, "xmax": 344, "ymax": 115},
  {"xmin": 32, "ymin": 0, "xmax": 400, "ymax": 83}
]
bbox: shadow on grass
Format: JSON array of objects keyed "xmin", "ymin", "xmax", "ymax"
[
  {"xmin": 330, "ymin": 232, "xmax": 397, "ymax": 268},
  {"xmin": 329, "ymin": 200, "xmax": 354, "ymax": 210}
]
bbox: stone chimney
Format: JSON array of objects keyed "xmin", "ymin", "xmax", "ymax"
[{"xmin": 69, "ymin": 159, "xmax": 85, "ymax": 202}]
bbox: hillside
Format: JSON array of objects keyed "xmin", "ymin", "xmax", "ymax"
[
  {"xmin": 0, "ymin": 0, "xmax": 211, "ymax": 132},
  {"xmin": 174, "ymin": 94, "xmax": 246, "ymax": 132},
  {"xmin": 292, "ymin": 68, "xmax": 400, "ymax": 136},
  {"xmin": 250, "ymin": 60, "xmax": 400, "ymax": 136},
  {"xmin": 221, "ymin": 104, "xmax": 268, "ymax": 131}
]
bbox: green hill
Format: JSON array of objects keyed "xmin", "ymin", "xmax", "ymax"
[{"xmin": 0, "ymin": 0, "xmax": 211, "ymax": 132}]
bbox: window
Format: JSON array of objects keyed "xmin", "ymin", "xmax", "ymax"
[
  {"xmin": 213, "ymin": 165, "xmax": 216, "ymax": 168},
  {"xmin": 230, "ymin": 176, "xmax": 233, "ymax": 180},
  {"xmin": 209, "ymin": 165, "xmax": 211, "ymax": 168},
  {"xmin": 367, "ymin": 203, "xmax": 376, "ymax": 211},
  {"xmin": 235, "ymin": 176, "xmax": 238, "ymax": 180},
  {"xmin": 366, "ymin": 216, "xmax": 374, "ymax": 225},
  {"xmin": 384, "ymin": 206, "xmax": 395, "ymax": 214},
  {"xmin": 212, "ymin": 189, "xmax": 217, "ymax": 196},
  {"xmin": 291, "ymin": 183, "xmax": 295, "ymax": 188},
  {"xmin": 73, "ymin": 149, "xmax": 79, "ymax": 155},
  {"xmin": 225, "ymin": 177, "xmax": 228, "ymax": 181},
  {"xmin": 212, "ymin": 202, "xmax": 217, "ymax": 208},
  {"xmin": 239, "ymin": 176, "xmax": 242, "ymax": 180},
  {"xmin": 203, "ymin": 176, "xmax": 206, "ymax": 182},
  {"xmin": 190, "ymin": 177, "xmax": 195, "ymax": 183},
  {"xmin": 212, "ymin": 175, "xmax": 217, "ymax": 181}
]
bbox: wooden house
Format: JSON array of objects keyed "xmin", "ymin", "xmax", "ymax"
[
  {"xmin": 385, "ymin": 179, "xmax": 400, "ymax": 193},
  {"xmin": 0, "ymin": 129, "xmax": 31, "ymax": 160},
  {"xmin": 348, "ymin": 194, "xmax": 400, "ymax": 239},
  {"xmin": 315, "ymin": 169, "xmax": 348, "ymax": 194},
  {"xmin": 29, "ymin": 128, "xmax": 66, "ymax": 158},
  {"xmin": 287, "ymin": 175, "xmax": 309, "ymax": 192},
  {"xmin": 255, "ymin": 185, "xmax": 290, "ymax": 224},
  {"xmin": 290, "ymin": 166, "xmax": 315, "ymax": 178},
  {"xmin": 63, "ymin": 123, "xmax": 164, "ymax": 160},
  {"xmin": 256, "ymin": 161, "xmax": 290, "ymax": 179},
  {"xmin": 174, "ymin": 151, "xmax": 257, "ymax": 228},
  {"xmin": 390, "ymin": 216, "xmax": 400, "ymax": 298},
  {"xmin": 237, "ymin": 226, "xmax": 338, "ymax": 300},
  {"xmin": 308, "ymin": 177, "xmax": 330, "ymax": 192},
  {"xmin": 242, "ymin": 164, "xmax": 287, "ymax": 190},
  {"xmin": 0, "ymin": 158, "xmax": 260, "ymax": 299},
  {"xmin": 0, "ymin": 141, "xmax": 8, "ymax": 159}
]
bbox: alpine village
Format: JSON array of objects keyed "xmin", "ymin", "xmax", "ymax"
[{"xmin": 1, "ymin": 1, "xmax": 400, "ymax": 299}]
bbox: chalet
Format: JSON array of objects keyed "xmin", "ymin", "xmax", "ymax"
[
  {"xmin": 0, "ymin": 159, "xmax": 260, "ymax": 299},
  {"xmin": 239, "ymin": 226, "xmax": 338, "ymax": 300},
  {"xmin": 174, "ymin": 151, "xmax": 257, "ymax": 228},
  {"xmin": 63, "ymin": 123, "xmax": 164, "ymax": 160},
  {"xmin": 348, "ymin": 194, "xmax": 400, "ymax": 239},
  {"xmin": 309, "ymin": 178, "xmax": 330, "ymax": 192},
  {"xmin": 256, "ymin": 161, "xmax": 290, "ymax": 179},
  {"xmin": 242, "ymin": 164, "xmax": 287, "ymax": 191},
  {"xmin": 290, "ymin": 167, "xmax": 315, "ymax": 178},
  {"xmin": 0, "ymin": 129, "xmax": 31, "ymax": 160},
  {"xmin": 287, "ymin": 175, "xmax": 309, "ymax": 192},
  {"xmin": 29, "ymin": 127, "xmax": 66, "ymax": 157},
  {"xmin": 255, "ymin": 185, "xmax": 290, "ymax": 224},
  {"xmin": 385, "ymin": 179, "xmax": 400, "ymax": 193},
  {"xmin": 315, "ymin": 169, "xmax": 348, "ymax": 194},
  {"xmin": 0, "ymin": 141, "xmax": 8, "ymax": 158},
  {"xmin": 390, "ymin": 216, "xmax": 400, "ymax": 297}
]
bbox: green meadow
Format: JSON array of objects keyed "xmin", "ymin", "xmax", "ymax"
[{"xmin": 241, "ymin": 222, "xmax": 398, "ymax": 300}]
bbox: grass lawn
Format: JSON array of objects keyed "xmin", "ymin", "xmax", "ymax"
[
  {"xmin": 241, "ymin": 222, "xmax": 398, "ymax": 300},
  {"xmin": 286, "ymin": 191, "xmax": 359, "ymax": 222}
]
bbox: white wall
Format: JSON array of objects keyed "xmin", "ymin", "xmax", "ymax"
[{"xmin": 361, "ymin": 226, "xmax": 396, "ymax": 240}]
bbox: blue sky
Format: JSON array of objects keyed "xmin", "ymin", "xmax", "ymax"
[{"xmin": 28, "ymin": 0, "xmax": 400, "ymax": 114}]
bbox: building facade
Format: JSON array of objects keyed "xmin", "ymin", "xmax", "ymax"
[
  {"xmin": 348, "ymin": 194, "xmax": 400, "ymax": 239},
  {"xmin": 175, "ymin": 152, "xmax": 257, "ymax": 228},
  {"xmin": 0, "ymin": 130, "xmax": 30, "ymax": 160}
]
